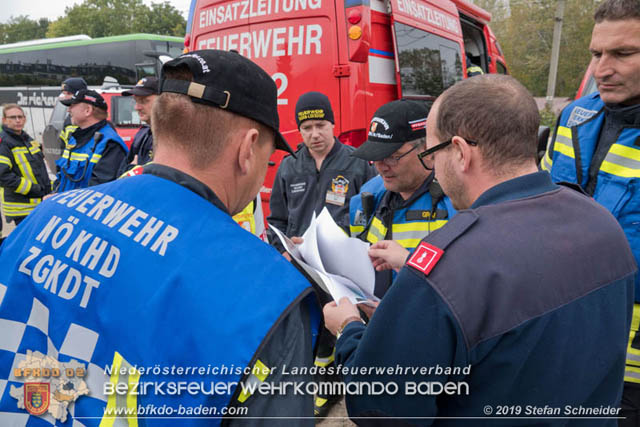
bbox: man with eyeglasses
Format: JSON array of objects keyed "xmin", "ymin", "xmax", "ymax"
[
  {"xmin": 323, "ymin": 74, "xmax": 635, "ymax": 422},
  {"xmin": 0, "ymin": 104, "xmax": 51, "ymax": 236},
  {"xmin": 349, "ymin": 99, "xmax": 455, "ymax": 297}
]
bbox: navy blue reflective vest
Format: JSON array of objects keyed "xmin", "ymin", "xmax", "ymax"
[
  {"xmin": 55, "ymin": 123, "xmax": 127, "ymax": 192},
  {"xmin": 349, "ymin": 175, "xmax": 456, "ymax": 249},
  {"xmin": 542, "ymin": 92, "xmax": 640, "ymax": 302},
  {"xmin": 0, "ymin": 174, "xmax": 319, "ymax": 424}
]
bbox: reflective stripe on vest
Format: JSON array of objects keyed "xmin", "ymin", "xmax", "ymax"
[
  {"xmin": 552, "ymin": 126, "xmax": 575, "ymax": 160},
  {"xmin": 59, "ymin": 125, "xmax": 78, "ymax": 145},
  {"xmin": 625, "ymin": 304, "xmax": 640, "ymax": 384},
  {"xmin": 233, "ymin": 200, "xmax": 256, "ymax": 235},
  {"xmin": 600, "ymin": 144, "xmax": 640, "ymax": 178},
  {"xmin": 103, "ymin": 351, "xmax": 140, "ymax": 425},
  {"xmin": 0, "ymin": 189, "xmax": 40, "ymax": 216},
  {"xmin": 11, "ymin": 146, "xmax": 39, "ymax": 186},
  {"xmin": 365, "ymin": 215, "xmax": 447, "ymax": 249}
]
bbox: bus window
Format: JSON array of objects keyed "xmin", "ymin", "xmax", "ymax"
[
  {"xmin": 394, "ymin": 22, "xmax": 463, "ymax": 98},
  {"xmin": 111, "ymin": 96, "xmax": 141, "ymax": 127}
]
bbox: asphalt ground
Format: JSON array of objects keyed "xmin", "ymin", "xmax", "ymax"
[{"xmin": 1, "ymin": 211, "xmax": 16, "ymax": 239}]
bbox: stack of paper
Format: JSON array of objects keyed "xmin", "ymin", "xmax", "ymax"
[{"xmin": 269, "ymin": 208, "xmax": 379, "ymax": 305}]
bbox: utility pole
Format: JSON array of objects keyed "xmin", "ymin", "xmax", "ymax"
[{"xmin": 546, "ymin": 0, "xmax": 566, "ymax": 109}]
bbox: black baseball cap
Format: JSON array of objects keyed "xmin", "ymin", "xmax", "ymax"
[
  {"xmin": 159, "ymin": 50, "xmax": 295, "ymax": 156},
  {"xmin": 122, "ymin": 77, "xmax": 159, "ymax": 96},
  {"xmin": 61, "ymin": 77, "xmax": 87, "ymax": 94},
  {"xmin": 60, "ymin": 89, "xmax": 108, "ymax": 110},
  {"xmin": 352, "ymin": 99, "xmax": 430, "ymax": 161}
]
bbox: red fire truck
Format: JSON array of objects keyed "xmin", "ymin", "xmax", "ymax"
[{"xmin": 184, "ymin": 0, "xmax": 507, "ymax": 214}]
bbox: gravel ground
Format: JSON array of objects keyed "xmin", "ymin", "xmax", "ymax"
[{"xmin": 316, "ymin": 398, "xmax": 356, "ymax": 426}]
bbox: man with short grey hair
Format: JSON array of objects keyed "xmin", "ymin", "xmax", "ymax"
[{"xmin": 541, "ymin": 1, "xmax": 640, "ymax": 422}]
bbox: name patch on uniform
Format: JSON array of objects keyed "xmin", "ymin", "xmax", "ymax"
[
  {"xmin": 290, "ymin": 182, "xmax": 306, "ymax": 194},
  {"xmin": 405, "ymin": 209, "xmax": 448, "ymax": 221},
  {"xmin": 407, "ymin": 242, "xmax": 443, "ymax": 275}
]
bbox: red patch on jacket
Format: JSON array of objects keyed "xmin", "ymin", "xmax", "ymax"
[{"xmin": 407, "ymin": 242, "xmax": 443, "ymax": 275}]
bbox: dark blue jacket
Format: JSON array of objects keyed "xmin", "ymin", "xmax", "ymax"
[{"xmin": 336, "ymin": 172, "xmax": 636, "ymax": 426}]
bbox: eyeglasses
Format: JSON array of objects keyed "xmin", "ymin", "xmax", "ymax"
[
  {"xmin": 5, "ymin": 115, "xmax": 25, "ymax": 120},
  {"xmin": 378, "ymin": 144, "xmax": 420, "ymax": 167},
  {"xmin": 418, "ymin": 138, "xmax": 478, "ymax": 170}
]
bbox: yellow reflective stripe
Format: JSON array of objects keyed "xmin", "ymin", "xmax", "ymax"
[
  {"xmin": 625, "ymin": 365, "xmax": 640, "ymax": 384},
  {"xmin": 91, "ymin": 153, "xmax": 102, "ymax": 164},
  {"xmin": 15, "ymin": 178, "xmax": 32, "ymax": 195},
  {"xmin": 627, "ymin": 305, "xmax": 640, "ymax": 367},
  {"xmin": 0, "ymin": 155, "xmax": 12, "ymax": 167},
  {"xmin": 233, "ymin": 201, "xmax": 256, "ymax": 234},
  {"xmin": 394, "ymin": 221, "xmax": 448, "ymax": 248},
  {"xmin": 62, "ymin": 150, "xmax": 71, "ymax": 159},
  {"xmin": 238, "ymin": 359, "xmax": 270, "ymax": 403},
  {"xmin": 600, "ymin": 144, "xmax": 640, "ymax": 178},
  {"xmin": 28, "ymin": 141, "xmax": 41, "ymax": 154},
  {"xmin": 314, "ymin": 352, "xmax": 335, "ymax": 368},
  {"xmin": 350, "ymin": 225, "xmax": 364, "ymax": 236},
  {"xmin": 101, "ymin": 352, "xmax": 140, "ymax": 426},
  {"xmin": 553, "ymin": 126, "xmax": 575, "ymax": 159},
  {"xmin": 315, "ymin": 396, "xmax": 328, "ymax": 407},
  {"xmin": 70, "ymin": 153, "xmax": 90, "ymax": 161},
  {"xmin": 126, "ymin": 370, "xmax": 140, "ymax": 426},
  {"xmin": 366, "ymin": 216, "xmax": 387, "ymax": 244},
  {"xmin": 101, "ymin": 352, "xmax": 123, "ymax": 427},
  {"xmin": 540, "ymin": 147, "xmax": 553, "ymax": 171},
  {"xmin": 11, "ymin": 148, "xmax": 38, "ymax": 185},
  {"xmin": 467, "ymin": 66, "xmax": 483, "ymax": 74}
]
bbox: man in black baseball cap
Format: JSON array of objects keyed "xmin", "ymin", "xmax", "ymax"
[
  {"xmin": 56, "ymin": 77, "xmax": 89, "ymax": 152},
  {"xmin": 60, "ymin": 89, "xmax": 109, "ymax": 110},
  {"xmin": 145, "ymin": 49, "xmax": 320, "ymax": 420},
  {"xmin": 159, "ymin": 50, "xmax": 295, "ymax": 156},
  {"xmin": 119, "ymin": 77, "xmax": 159, "ymax": 172},
  {"xmin": 54, "ymin": 88, "xmax": 128, "ymax": 191},
  {"xmin": 349, "ymin": 99, "xmax": 455, "ymax": 296}
]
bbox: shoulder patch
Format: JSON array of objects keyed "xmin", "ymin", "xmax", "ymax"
[
  {"xmin": 567, "ymin": 106, "xmax": 598, "ymax": 127},
  {"xmin": 407, "ymin": 242, "xmax": 443, "ymax": 275}
]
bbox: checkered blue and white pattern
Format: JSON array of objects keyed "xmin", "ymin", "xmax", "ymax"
[{"xmin": 0, "ymin": 283, "xmax": 111, "ymax": 427}]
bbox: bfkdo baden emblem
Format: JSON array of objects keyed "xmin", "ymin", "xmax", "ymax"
[{"xmin": 24, "ymin": 383, "xmax": 50, "ymax": 416}]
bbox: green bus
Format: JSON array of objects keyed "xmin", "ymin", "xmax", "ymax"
[{"xmin": 0, "ymin": 33, "xmax": 183, "ymax": 143}]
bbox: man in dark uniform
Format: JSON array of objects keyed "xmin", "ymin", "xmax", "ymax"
[
  {"xmin": 0, "ymin": 50, "xmax": 320, "ymax": 424},
  {"xmin": 119, "ymin": 77, "xmax": 158, "ymax": 174},
  {"xmin": 267, "ymin": 91, "xmax": 375, "ymax": 416},
  {"xmin": 267, "ymin": 91, "xmax": 376, "ymax": 252},
  {"xmin": 324, "ymin": 74, "xmax": 636, "ymax": 424}
]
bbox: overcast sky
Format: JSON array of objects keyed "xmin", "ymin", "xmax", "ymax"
[{"xmin": 1, "ymin": 0, "xmax": 193, "ymax": 22}]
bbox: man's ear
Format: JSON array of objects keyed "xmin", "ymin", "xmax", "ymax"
[
  {"xmin": 451, "ymin": 135, "xmax": 472, "ymax": 172},
  {"xmin": 237, "ymin": 128, "xmax": 260, "ymax": 175}
]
